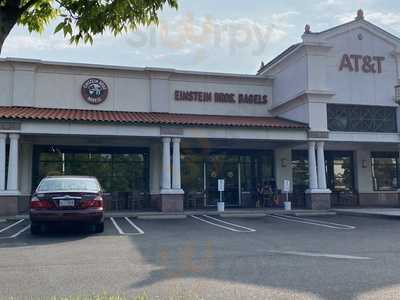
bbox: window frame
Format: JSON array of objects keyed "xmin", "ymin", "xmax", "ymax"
[
  {"xmin": 327, "ymin": 104, "xmax": 397, "ymax": 133},
  {"xmin": 32, "ymin": 145, "xmax": 149, "ymax": 194},
  {"xmin": 371, "ymin": 152, "xmax": 399, "ymax": 191}
]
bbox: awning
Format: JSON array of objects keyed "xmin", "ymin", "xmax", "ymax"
[{"xmin": 0, "ymin": 106, "xmax": 307, "ymax": 129}]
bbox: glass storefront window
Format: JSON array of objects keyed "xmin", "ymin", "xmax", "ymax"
[
  {"xmin": 371, "ymin": 152, "xmax": 398, "ymax": 191},
  {"xmin": 181, "ymin": 149, "xmax": 274, "ymax": 208},
  {"xmin": 33, "ymin": 146, "xmax": 149, "ymax": 194},
  {"xmin": 292, "ymin": 151, "xmax": 309, "ymax": 192},
  {"xmin": 291, "ymin": 150, "xmax": 354, "ymax": 192},
  {"xmin": 181, "ymin": 154, "xmax": 204, "ymax": 193}
]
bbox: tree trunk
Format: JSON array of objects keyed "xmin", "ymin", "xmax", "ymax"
[
  {"xmin": 0, "ymin": 30, "xmax": 7, "ymax": 54},
  {"xmin": 0, "ymin": 3, "xmax": 21, "ymax": 55}
]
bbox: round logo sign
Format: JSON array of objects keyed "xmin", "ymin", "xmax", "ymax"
[{"xmin": 81, "ymin": 78, "xmax": 108, "ymax": 104}]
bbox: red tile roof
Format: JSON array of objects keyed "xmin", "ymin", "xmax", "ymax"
[{"xmin": 0, "ymin": 106, "xmax": 307, "ymax": 129}]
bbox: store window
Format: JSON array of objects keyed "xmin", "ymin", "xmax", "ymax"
[
  {"xmin": 292, "ymin": 150, "xmax": 309, "ymax": 192},
  {"xmin": 327, "ymin": 104, "xmax": 397, "ymax": 133},
  {"xmin": 371, "ymin": 152, "xmax": 398, "ymax": 191},
  {"xmin": 33, "ymin": 146, "xmax": 149, "ymax": 194},
  {"xmin": 325, "ymin": 152, "xmax": 354, "ymax": 192},
  {"xmin": 181, "ymin": 149, "xmax": 274, "ymax": 208},
  {"xmin": 292, "ymin": 150, "xmax": 354, "ymax": 192}
]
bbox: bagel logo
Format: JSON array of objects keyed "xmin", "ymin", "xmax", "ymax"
[{"xmin": 81, "ymin": 78, "xmax": 108, "ymax": 104}]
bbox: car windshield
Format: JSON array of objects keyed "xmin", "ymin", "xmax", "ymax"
[{"xmin": 37, "ymin": 178, "xmax": 100, "ymax": 192}]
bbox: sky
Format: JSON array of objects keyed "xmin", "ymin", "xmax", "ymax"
[{"xmin": 2, "ymin": 0, "xmax": 400, "ymax": 74}]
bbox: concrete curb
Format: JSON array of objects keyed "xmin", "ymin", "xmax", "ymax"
[
  {"xmin": 334, "ymin": 210, "xmax": 400, "ymax": 219},
  {"xmin": 293, "ymin": 212, "xmax": 336, "ymax": 217},
  {"xmin": 137, "ymin": 214, "xmax": 187, "ymax": 220},
  {"xmin": 220, "ymin": 213, "xmax": 267, "ymax": 218},
  {"xmin": 0, "ymin": 215, "xmax": 26, "ymax": 222}
]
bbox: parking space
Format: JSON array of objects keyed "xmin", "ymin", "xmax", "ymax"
[
  {"xmin": 2, "ymin": 213, "xmax": 400, "ymax": 299},
  {"xmin": 0, "ymin": 219, "xmax": 30, "ymax": 239},
  {"xmin": 109, "ymin": 217, "xmax": 144, "ymax": 235},
  {"xmin": 0, "ymin": 213, "xmax": 396, "ymax": 245},
  {"xmin": 0, "ymin": 213, "xmax": 393, "ymax": 242},
  {"xmin": 267, "ymin": 214, "xmax": 356, "ymax": 230},
  {"xmin": 191, "ymin": 215, "xmax": 257, "ymax": 232}
]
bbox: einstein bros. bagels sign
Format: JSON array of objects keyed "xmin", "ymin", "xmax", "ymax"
[{"xmin": 81, "ymin": 78, "xmax": 108, "ymax": 104}]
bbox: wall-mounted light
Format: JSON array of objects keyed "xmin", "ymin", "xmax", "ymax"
[
  {"xmin": 362, "ymin": 159, "xmax": 368, "ymax": 168},
  {"xmin": 395, "ymin": 85, "xmax": 400, "ymax": 104},
  {"xmin": 281, "ymin": 158, "xmax": 288, "ymax": 168}
]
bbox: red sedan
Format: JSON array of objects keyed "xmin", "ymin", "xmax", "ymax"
[{"xmin": 29, "ymin": 176, "xmax": 105, "ymax": 234}]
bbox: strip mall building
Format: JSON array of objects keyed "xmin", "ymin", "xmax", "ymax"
[{"xmin": 1, "ymin": 10, "xmax": 400, "ymax": 215}]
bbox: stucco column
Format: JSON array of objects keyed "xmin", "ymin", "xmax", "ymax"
[
  {"xmin": 7, "ymin": 133, "xmax": 19, "ymax": 192},
  {"xmin": 0, "ymin": 134, "xmax": 6, "ymax": 191},
  {"xmin": 308, "ymin": 141, "xmax": 318, "ymax": 190},
  {"xmin": 161, "ymin": 137, "xmax": 171, "ymax": 191},
  {"xmin": 316, "ymin": 141, "xmax": 327, "ymax": 190},
  {"xmin": 172, "ymin": 138, "xmax": 182, "ymax": 190}
]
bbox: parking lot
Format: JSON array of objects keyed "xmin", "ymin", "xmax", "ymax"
[{"xmin": 1, "ymin": 214, "xmax": 400, "ymax": 299}]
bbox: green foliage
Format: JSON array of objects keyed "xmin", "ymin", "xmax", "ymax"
[
  {"xmin": 18, "ymin": 0, "xmax": 58, "ymax": 33},
  {"xmin": 1, "ymin": 0, "xmax": 178, "ymax": 45}
]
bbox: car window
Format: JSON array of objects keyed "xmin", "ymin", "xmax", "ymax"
[{"xmin": 37, "ymin": 178, "xmax": 100, "ymax": 192}]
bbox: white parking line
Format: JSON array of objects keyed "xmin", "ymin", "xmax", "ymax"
[
  {"xmin": 0, "ymin": 219, "xmax": 25, "ymax": 233},
  {"xmin": 110, "ymin": 217, "xmax": 144, "ymax": 236},
  {"xmin": 9, "ymin": 225, "xmax": 30, "ymax": 238},
  {"xmin": 281, "ymin": 215, "xmax": 356, "ymax": 229},
  {"xmin": 124, "ymin": 217, "xmax": 144, "ymax": 235},
  {"xmin": 0, "ymin": 220, "xmax": 30, "ymax": 239},
  {"xmin": 268, "ymin": 250, "xmax": 372, "ymax": 260},
  {"xmin": 203, "ymin": 215, "xmax": 256, "ymax": 232},
  {"xmin": 269, "ymin": 214, "xmax": 355, "ymax": 230},
  {"xmin": 110, "ymin": 217, "xmax": 124, "ymax": 235},
  {"xmin": 191, "ymin": 215, "xmax": 256, "ymax": 233}
]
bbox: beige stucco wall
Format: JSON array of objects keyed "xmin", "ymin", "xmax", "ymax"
[
  {"xmin": 354, "ymin": 149, "xmax": 373, "ymax": 193},
  {"xmin": 0, "ymin": 59, "xmax": 273, "ymax": 117}
]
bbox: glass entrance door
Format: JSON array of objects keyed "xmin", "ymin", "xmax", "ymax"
[
  {"xmin": 206, "ymin": 155, "xmax": 239, "ymax": 207},
  {"xmin": 326, "ymin": 151, "xmax": 357, "ymax": 207},
  {"xmin": 181, "ymin": 149, "xmax": 274, "ymax": 209}
]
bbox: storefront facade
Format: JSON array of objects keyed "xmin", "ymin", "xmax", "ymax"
[{"xmin": 1, "ymin": 10, "xmax": 400, "ymax": 215}]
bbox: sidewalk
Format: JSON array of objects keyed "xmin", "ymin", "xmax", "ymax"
[{"xmin": 333, "ymin": 208, "xmax": 400, "ymax": 219}]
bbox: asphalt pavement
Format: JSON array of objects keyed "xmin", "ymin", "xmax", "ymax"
[{"xmin": 1, "ymin": 214, "xmax": 400, "ymax": 299}]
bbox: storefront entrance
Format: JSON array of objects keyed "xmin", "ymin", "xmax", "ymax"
[
  {"xmin": 206, "ymin": 157, "xmax": 239, "ymax": 207},
  {"xmin": 292, "ymin": 150, "xmax": 357, "ymax": 207},
  {"xmin": 182, "ymin": 149, "xmax": 274, "ymax": 209},
  {"xmin": 32, "ymin": 145, "xmax": 150, "ymax": 211},
  {"xmin": 326, "ymin": 151, "xmax": 357, "ymax": 207}
]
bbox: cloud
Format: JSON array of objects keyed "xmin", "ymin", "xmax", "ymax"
[
  {"xmin": 271, "ymin": 11, "xmax": 300, "ymax": 27},
  {"xmin": 124, "ymin": 11, "xmax": 299, "ymax": 66},
  {"xmin": 367, "ymin": 11, "xmax": 400, "ymax": 27},
  {"xmin": 1, "ymin": 9, "xmax": 300, "ymax": 73},
  {"xmin": 334, "ymin": 10, "xmax": 400, "ymax": 33},
  {"xmin": 2, "ymin": 31, "xmax": 118, "ymax": 53}
]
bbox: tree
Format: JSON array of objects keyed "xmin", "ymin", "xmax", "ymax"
[{"xmin": 0, "ymin": 0, "xmax": 178, "ymax": 53}]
